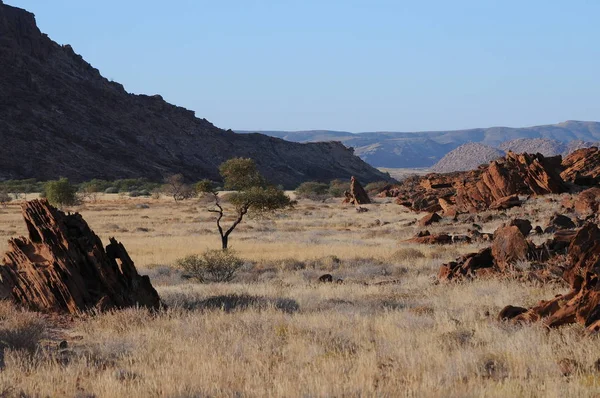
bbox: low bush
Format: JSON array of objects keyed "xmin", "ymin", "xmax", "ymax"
[
  {"xmin": 328, "ymin": 179, "xmax": 350, "ymax": 197},
  {"xmin": 295, "ymin": 181, "xmax": 330, "ymax": 200},
  {"xmin": 43, "ymin": 178, "xmax": 78, "ymax": 207},
  {"xmin": 365, "ymin": 180, "xmax": 389, "ymax": 193},
  {"xmin": 175, "ymin": 249, "xmax": 245, "ymax": 283}
]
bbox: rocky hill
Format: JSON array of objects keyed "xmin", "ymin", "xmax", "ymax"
[
  {"xmin": 430, "ymin": 143, "xmax": 504, "ymax": 173},
  {"xmin": 238, "ymin": 121, "xmax": 600, "ymax": 169},
  {"xmin": 0, "ymin": 2, "xmax": 388, "ymax": 188},
  {"xmin": 498, "ymin": 138, "xmax": 567, "ymax": 157}
]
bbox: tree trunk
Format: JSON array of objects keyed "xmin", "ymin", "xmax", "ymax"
[{"xmin": 221, "ymin": 235, "xmax": 229, "ymax": 250}]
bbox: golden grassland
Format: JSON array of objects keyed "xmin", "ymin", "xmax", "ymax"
[{"xmin": 0, "ymin": 193, "xmax": 599, "ymax": 397}]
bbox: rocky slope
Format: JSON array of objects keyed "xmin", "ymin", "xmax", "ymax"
[
  {"xmin": 430, "ymin": 143, "xmax": 504, "ymax": 173},
  {"xmin": 0, "ymin": 2, "xmax": 388, "ymax": 188}
]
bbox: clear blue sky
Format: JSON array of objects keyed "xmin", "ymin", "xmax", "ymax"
[{"xmin": 8, "ymin": 0, "xmax": 600, "ymax": 132}]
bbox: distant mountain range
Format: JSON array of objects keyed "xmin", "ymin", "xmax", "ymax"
[{"xmin": 238, "ymin": 121, "xmax": 600, "ymax": 169}]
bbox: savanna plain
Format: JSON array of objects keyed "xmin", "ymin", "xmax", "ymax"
[{"xmin": 0, "ymin": 192, "xmax": 599, "ymax": 397}]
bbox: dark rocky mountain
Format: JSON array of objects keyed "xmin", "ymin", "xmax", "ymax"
[
  {"xmin": 430, "ymin": 143, "xmax": 504, "ymax": 173},
  {"xmin": 0, "ymin": 2, "xmax": 389, "ymax": 188},
  {"xmin": 238, "ymin": 121, "xmax": 600, "ymax": 169}
]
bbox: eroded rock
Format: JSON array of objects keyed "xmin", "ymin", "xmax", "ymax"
[
  {"xmin": 561, "ymin": 147, "xmax": 600, "ymax": 186},
  {"xmin": 500, "ymin": 223, "xmax": 600, "ymax": 332},
  {"xmin": 0, "ymin": 200, "xmax": 161, "ymax": 314},
  {"xmin": 343, "ymin": 176, "xmax": 371, "ymax": 205}
]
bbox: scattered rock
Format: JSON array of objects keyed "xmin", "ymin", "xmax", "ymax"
[
  {"xmin": 498, "ymin": 305, "xmax": 528, "ymax": 321},
  {"xmin": 406, "ymin": 231, "xmax": 452, "ymax": 245},
  {"xmin": 491, "ymin": 226, "xmax": 533, "ymax": 271},
  {"xmin": 438, "ymin": 247, "xmax": 494, "ymax": 281},
  {"xmin": 509, "ymin": 219, "xmax": 533, "ymax": 236},
  {"xmin": 544, "ymin": 214, "xmax": 576, "ymax": 233},
  {"xmin": 500, "ymin": 223, "xmax": 600, "ymax": 332},
  {"xmin": 0, "ymin": 200, "xmax": 162, "ymax": 314},
  {"xmin": 573, "ymin": 187, "xmax": 600, "ymax": 216},
  {"xmin": 557, "ymin": 358, "xmax": 582, "ymax": 377},
  {"xmin": 489, "ymin": 195, "xmax": 521, "ymax": 210},
  {"xmin": 419, "ymin": 212, "xmax": 442, "ymax": 227}
]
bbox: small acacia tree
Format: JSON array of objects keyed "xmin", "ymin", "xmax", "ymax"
[
  {"xmin": 198, "ymin": 158, "xmax": 294, "ymax": 250},
  {"xmin": 163, "ymin": 174, "xmax": 195, "ymax": 202}
]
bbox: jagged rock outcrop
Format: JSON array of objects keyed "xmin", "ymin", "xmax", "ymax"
[
  {"xmin": 453, "ymin": 152, "xmax": 567, "ymax": 213},
  {"xmin": 561, "ymin": 147, "xmax": 600, "ymax": 186},
  {"xmin": 0, "ymin": 200, "xmax": 161, "ymax": 314},
  {"xmin": 500, "ymin": 223, "xmax": 600, "ymax": 332},
  {"xmin": 392, "ymin": 151, "xmax": 567, "ymax": 214},
  {"xmin": 343, "ymin": 176, "xmax": 371, "ymax": 205},
  {"xmin": 0, "ymin": 2, "xmax": 388, "ymax": 187}
]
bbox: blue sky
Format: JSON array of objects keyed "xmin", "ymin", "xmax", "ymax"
[{"xmin": 9, "ymin": 0, "xmax": 600, "ymax": 132}]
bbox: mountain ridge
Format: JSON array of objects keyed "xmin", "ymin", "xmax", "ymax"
[
  {"xmin": 0, "ymin": 2, "xmax": 389, "ymax": 188},
  {"xmin": 238, "ymin": 120, "xmax": 600, "ymax": 168}
]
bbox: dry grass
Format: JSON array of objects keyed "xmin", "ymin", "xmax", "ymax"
[{"xmin": 0, "ymin": 192, "xmax": 598, "ymax": 397}]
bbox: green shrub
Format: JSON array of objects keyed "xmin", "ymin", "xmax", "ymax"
[
  {"xmin": 365, "ymin": 180, "xmax": 389, "ymax": 193},
  {"xmin": 295, "ymin": 181, "xmax": 330, "ymax": 200},
  {"xmin": 328, "ymin": 179, "xmax": 350, "ymax": 197},
  {"xmin": 175, "ymin": 249, "xmax": 244, "ymax": 283},
  {"xmin": 44, "ymin": 178, "xmax": 78, "ymax": 207},
  {"xmin": 0, "ymin": 191, "xmax": 11, "ymax": 207}
]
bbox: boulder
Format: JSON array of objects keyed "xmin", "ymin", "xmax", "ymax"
[
  {"xmin": 573, "ymin": 188, "xmax": 600, "ymax": 216},
  {"xmin": 489, "ymin": 195, "xmax": 521, "ymax": 210},
  {"xmin": 545, "ymin": 214, "xmax": 576, "ymax": 233},
  {"xmin": 419, "ymin": 212, "xmax": 442, "ymax": 226},
  {"xmin": 438, "ymin": 247, "xmax": 494, "ymax": 281},
  {"xmin": 509, "ymin": 219, "xmax": 533, "ymax": 236},
  {"xmin": 0, "ymin": 200, "xmax": 161, "ymax": 314},
  {"xmin": 406, "ymin": 231, "xmax": 452, "ymax": 245},
  {"xmin": 491, "ymin": 225, "xmax": 533, "ymax": 271},
  {"xmin": 343, "ymin": 176, "xmax": 371, "ymax": 205}
]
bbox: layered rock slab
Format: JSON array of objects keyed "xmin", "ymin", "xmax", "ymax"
[{"xmin": 0, "ymin": 200, "xmax": 161, "ymax": 314}]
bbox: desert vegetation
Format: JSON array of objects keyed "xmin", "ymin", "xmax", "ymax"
[{"xmin": 0, "ymin": 178, "xmax": 599, "ymax": 396}]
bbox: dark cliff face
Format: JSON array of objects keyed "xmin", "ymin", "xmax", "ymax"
[{"xmin": 0, "ymin": 3, "xmax": 389, "ymax": 188}]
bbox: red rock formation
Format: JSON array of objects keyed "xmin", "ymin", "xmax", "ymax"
[
  {"xmin": 500, "ymin": 223, "xmax": 600, "ymax": 332},
  {"xmin": 419, "ymin": 212, "xmax": 442, "ymax": 226},
  {"xmin": 491, "ymin": 226, "xmax": 533, "ymax": 271},
  {"xmin": 573, "ymin": 188, "xmax": 600, "ymax": 216},
  {"xmin": 0, "ymin": 200, "xmax": 161, "ymax": 314},
  {"xmin": 406, "ymin": 231, "xmax": 452, "ymax": 245},
  {"xmin": 561, "ymin": 147, "xmax": 600, "ymax": 186},
  {"xmin": 343, "ymin": 176, "xmax": 371, "ymax": 205},
  {"xmin": 393, "ymin": 152, "xmax": 566, "ymax": 214},
  {"xmin": 438, "ymin": 248, "xmax": 494, "ymax": 281},
  {"xmin": 454, "ymin": 152, "xmax": 566, "ymax": 213}
]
